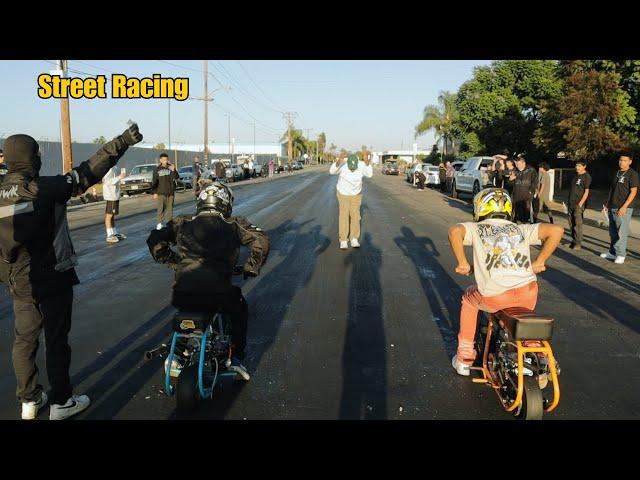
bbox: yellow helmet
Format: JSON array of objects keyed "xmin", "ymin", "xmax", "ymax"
[{"xmin": 473, "ymin": 188, "xmax": 513, "ymax": 221}]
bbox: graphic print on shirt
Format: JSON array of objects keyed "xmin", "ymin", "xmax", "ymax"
[{"xmin": 477, "ymin": 223, "xmax": 531, "ymax": 273}]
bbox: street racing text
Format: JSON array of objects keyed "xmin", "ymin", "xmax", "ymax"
[{"xmin": 37, "ymin": 74, "xmax": 189, "ymax": 101}]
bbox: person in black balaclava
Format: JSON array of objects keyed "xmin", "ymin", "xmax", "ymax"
[
  {"xmin": 0, "ymin": 149, "xmax": 7, "ymax": 180},
  {"xmin": 0, "ymin": 124, "xmax": 143, "ymax": 420}
]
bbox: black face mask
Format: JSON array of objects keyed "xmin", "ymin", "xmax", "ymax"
[{"xmin": 3, "ymin": 134, "xmax": 41, "ymax": 177}]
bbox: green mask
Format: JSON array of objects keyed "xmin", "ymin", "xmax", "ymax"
[{"xmin": 347, "ymin": 154, "xmax": 359, "ymax": 171}]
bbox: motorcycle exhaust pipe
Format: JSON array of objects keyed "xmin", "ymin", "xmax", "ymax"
[{"xmin": 144, "ymin": 344, "xmax": 168, "ymax": 361}]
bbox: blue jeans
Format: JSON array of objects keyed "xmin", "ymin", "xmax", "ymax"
[{"xmin": 608, "ymin": 208, "xmax": 634, "ymax": 257}]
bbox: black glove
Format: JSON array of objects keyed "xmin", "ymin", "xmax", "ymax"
[
  {"xmin": 121, "ymin": 123, "xmax": 143, "ymax": 146},
  {"xmin": 243, "ymin": 269, "xmax": 258, "ymax": 280}
]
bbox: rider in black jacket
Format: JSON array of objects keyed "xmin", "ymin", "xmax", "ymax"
[
  {"xmin": 147, "ymin": 180, "xmax": 269, "ymax": 379},
  {"xmin": 0, "ymin": 124, "xmax": 143, "ymax": 420}
]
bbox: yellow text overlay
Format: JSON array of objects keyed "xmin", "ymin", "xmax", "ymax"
[{"xmin": 38, "ymin": 74, "xmax": 189, "ymax": 101}]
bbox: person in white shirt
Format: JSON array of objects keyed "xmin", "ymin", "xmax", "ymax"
[
  {"xmin": 329, "ymin": 149, "xmax": 373, "ymax": 249},
  {"xmin": 102, "ymin": 166, "xmax": 127, "ymax": 243},
  {"xmin": 248, "ymin": 158, "xmax": 254, "ymax": 178}
]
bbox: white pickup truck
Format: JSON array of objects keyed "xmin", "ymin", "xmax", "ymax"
[{"xmin": 451, "ymin": 156, "xmax": 495, "ymax": 198}]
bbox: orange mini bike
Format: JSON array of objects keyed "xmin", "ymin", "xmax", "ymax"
[{"xmin": 472, "ymin": 307, "xmax": 561, "ymax": 420}]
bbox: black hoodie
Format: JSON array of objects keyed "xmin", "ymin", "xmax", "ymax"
[{"xmin": 0, "ymin": 134, "xmax": 132, "ymax": 300}]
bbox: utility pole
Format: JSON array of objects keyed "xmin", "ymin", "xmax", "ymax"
[
  {"xmin": 253, "ymin": 122, "xmax": 256, "ymax": 163},
  {"xmin": 305, "ymin": 128, "xmax": 313, "ymax": 165},
  {"xmin": 58, "ymin": 60, "xmax": 73, "ymax": 173},
  {"xmin": 203, "ymin": 60, "xmax": 208, "ymax": 165},
  {"xmin": 227, "ymin": 114, "xmax": 231, "ymax": 159},
  {"xmin": 168, "ymin": 99, "xmax": 172, "ymax": 155},
  {"xmin": 283, "ymin": 112, "xmax": 297, "ymax": 170}
]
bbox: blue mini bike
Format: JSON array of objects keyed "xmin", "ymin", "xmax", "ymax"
[{"xmin": 145, "ymin": 311, "xmax": 241, "ymax": 412}]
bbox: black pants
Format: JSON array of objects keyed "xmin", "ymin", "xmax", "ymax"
[
  {"xmin": 172, "ymin": 287, "xmax": 249, "ymax": 359},
  {"xmin": 415, "ymin": 173, "xmax": 426, "ymax": 190},
  {"xmin": 568, "ymin": 206, "xmax": 584, "ymax": 246},
  {"xmin": 514, "ymin": 198, "xmax": 533, "ymax": 223},
  {"xmin": 12, "ymin": 287, "xmax": 74, "ymax": 404}
]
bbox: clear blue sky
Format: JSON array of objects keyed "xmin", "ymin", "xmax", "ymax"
[{"xmin": 0, "ymin": 60, "xmax": 491, "ymax": 151}]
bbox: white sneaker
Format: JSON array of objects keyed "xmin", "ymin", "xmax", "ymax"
[
  {"xmin": 350, "ymin": 238, "xmax": 360, "ymax": 248},
  {"xmin": 114, "ymin": 233, "xmax": 127, "ymax": 240},
  {"xmin": 339, "ymin": 241, "xmax": 349, "ymax": 250},
  {"xmin": 451, "ymin": 356, "xmax": 471, "ymax": 377},
  {"xmin": 49, "ymin": 395, "xmax": 91, "ymax": 420},
  {"xmin": 156, "ymin": 223, "xmax": 163, "ymax": 230},
  {"xmin": 614, "ymin": 256, "xmax": 626, "ymax": 264},
  {"xmin": 600, "ymin": 252, "xmax": 616, "ymax": 260},
  {"xmin": 21, "ymin": 392, "xmax": 48, "ymax": 420},
  {"xmin": 106, "ymin": 235, "xmax": 119, "ymax": 243}
]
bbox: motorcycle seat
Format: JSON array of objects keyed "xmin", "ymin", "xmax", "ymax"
[{"xmin": 495, "ymin": 307, "xmax": 554, "ymax": 341}]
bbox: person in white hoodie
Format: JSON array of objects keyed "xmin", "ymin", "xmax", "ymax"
[
  {"xmin": 102, "ymin": 166, "xmax": 127, "ymax": 243},
  {"xmin": 329, "ymin": 149, "xmax": 373, "ymax": 249}
]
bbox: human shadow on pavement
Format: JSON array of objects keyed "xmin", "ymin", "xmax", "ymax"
[
  {"xmin": 339, "ymin": 233, "xmax": 387, "ymax": 420},
  {"xmin": 394, "ymin": 226, "xmax": 462, "ymax": 359},
  {"xmin": 173, "ymin": 219, "xmax": 331, "ymax": 419},
  {"xmin": 542, "ymin": 265, "xmax": 640, "ymax": 336}
]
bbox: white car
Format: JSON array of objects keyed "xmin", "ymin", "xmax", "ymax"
[
  {"xmin": 424, "ymin": 165, "xmax": 440, "ymax": 186},
  {"xmin": 225, "ymin": 164, "xmax": 244, "ymax": 182},
  {"xmin": 406, "ymin": 163, "xmax": 426, "ymax": 183},
  {"xmin": 451, "ymin": 156, "xmax": 495, "ymax": 198}
]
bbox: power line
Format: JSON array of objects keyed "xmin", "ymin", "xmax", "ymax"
[
  {"xmin": 236, "ymin": 61, "xmax": 284, "ymax": 112},
  {"xmin": 211, "ymin": 61, "xmax": 284, "ymax": 114}
]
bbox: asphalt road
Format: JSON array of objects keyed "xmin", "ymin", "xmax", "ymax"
[{"xmin": 1, "ymin": 167, "xmax": 639, "ymax": 420}]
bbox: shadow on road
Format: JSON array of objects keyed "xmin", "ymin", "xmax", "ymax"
[
  {"xmin": 394, "ymin": 226, "xmax": 462, "ymax": 359},
  {"xmin": 339, "ymin": 233, "xmax": 387, "ymax": 419}
]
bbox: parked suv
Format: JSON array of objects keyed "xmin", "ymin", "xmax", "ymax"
[
  {"xmin": 451, "ymin": 156, "xmax": 495, "ymax": 198},
  {"xmin": 178, "ymin": 165, "xmax": 194, "ymax": 189},
  {"xmin": 121, "ymin": 164, "xmax": 156, "ymax": 195}
]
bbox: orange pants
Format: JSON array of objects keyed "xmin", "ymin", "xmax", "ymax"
[{"xmin": 457, "ymin": 282, "xmax": 538, "ymax": 364}]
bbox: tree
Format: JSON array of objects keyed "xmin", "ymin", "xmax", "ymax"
[
  {"xmin": 154, "ymin": 143, "xmax": 166, "ymax": 150},
  {"xmin": 317, "ymin": 132, "xmax": 327, "ymax": 163},
  {"xmin": 454, "ymin": 61, "xmax": 562, "ymax": 161},
  {"xmin": 280, "ymin": 127, "xmax": 307, "ymax": 161},
  {"xmin": 93, "ymin": 136, "xmax": 107, "ymax": 144},
  {"xmin": 554, "ymin": 69, "xmax": 631, "ymax": 162},
  {"xmin": 415, "ymin": 91, "xmax": 458, "ymax": 156}
]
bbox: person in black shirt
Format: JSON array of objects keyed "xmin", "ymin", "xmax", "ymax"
[
  {"xmin": 512, "ymin": 155, "xmax": 538, "ymax": 224},
  {"xmin": 151, "ymin": 153, "xmax": 179, "ymax": 230},
  {"xmin": 503, "ymin": 159, "xmax": 516, "ymax": 193},
  {"xmin": 601, "ymin": 154, "xmax": 638, "ymax": 264},
  {"xmin": 567, "ymin": 161, "xmax": 592, "ymax": 250}
]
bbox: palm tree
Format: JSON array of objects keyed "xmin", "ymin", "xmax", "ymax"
[
  {"xmin": 280, "ymin": 127, "xmax": 307, "ymax": 164},
  {"xmin": 415, "ymin": 91, "xmax": 458, "ymax": 157},
  {"xmin": 318, "ymin": 132, "xmax": 327, "ymax": 163}
]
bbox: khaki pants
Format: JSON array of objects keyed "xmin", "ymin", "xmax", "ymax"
[{"xmin": 337, "ymin": 192, "xmax": 362, "ymax": 241}]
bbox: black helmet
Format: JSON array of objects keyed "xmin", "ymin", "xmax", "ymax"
[{"xmin": 196, "ymin": 180, "xmax": 234, "ymax": 217}]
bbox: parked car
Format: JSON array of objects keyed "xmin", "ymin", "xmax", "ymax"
[
  {"xmin": 224, "ymin": 164, "xmax": 244, "ymax": 183},
  {"xmin": 120, "ymin": 164, "xmax": 156, "ymax": 195},
  {"xmin": 424, "ymin": 165, "xmax": 440, "ymax": 186},
  {"xmin": 451, "ymin": 156, "xmax": 495, "ymax": 198},
  {"xmin": 293, "ymin": 161, "xmax": 304, "ymax": 170},
  {"xmin": 178, "ymin": 165, "xmax": 193, "ymax": 189},
  {"xmin": 382, "ymin": 162, "xmax": 399, "ymax": 175},
  {"xmin": 451, "ymin": 161, "xmax": 465, "ymax": 172},
  {"xmin": 406, "ymin": 163, "xmax": 427, "ymax": 183}
]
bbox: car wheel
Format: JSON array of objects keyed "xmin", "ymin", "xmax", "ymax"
[
  {"xmin": 472, "ymin": 181, "xmax": 480, "ymax": 197},
  {"xmin": 451, "ymin": 181, "xmax": 459, "ymax": 199}
]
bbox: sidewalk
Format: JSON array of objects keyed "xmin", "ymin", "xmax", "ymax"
[{"xmin": 549, "ymin": 189, "xmax": 640, "ymax": 240}]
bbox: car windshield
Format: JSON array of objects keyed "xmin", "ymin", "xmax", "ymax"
[
  {"xmin": 130, "ymin": 165, "xmax": 155, "ymax": 175},
  {"xmin": 179, "ymin": 166, "xmax": 192, "ymax": 173},
  {"xmin": 426, "ymin": 166, "xmax": 439, "ymax": 171}
]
